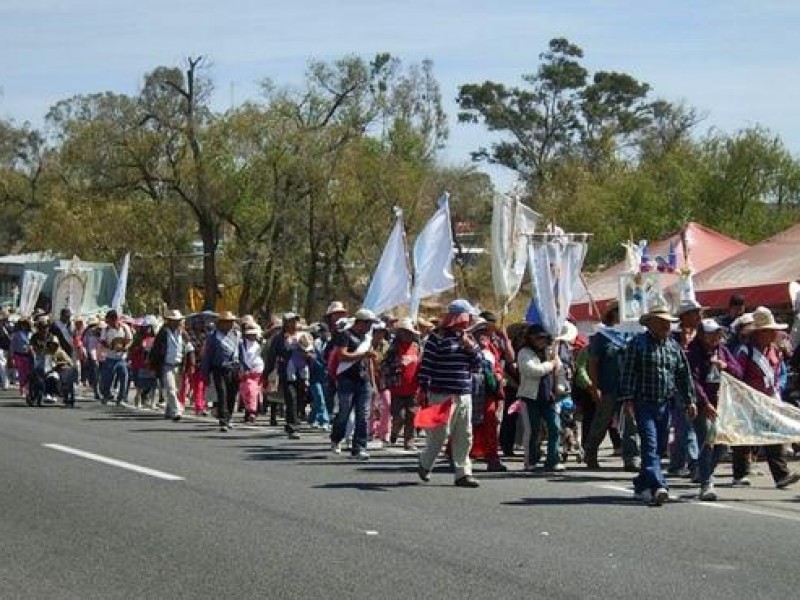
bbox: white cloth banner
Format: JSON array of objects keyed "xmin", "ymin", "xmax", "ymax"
[
  {"xmin": 528, "ymin": 237, "xmax": 588, "ymax": 336},
  {"xmin": 716, "ymin": 372, "xmax": 800, "ymax": 445},
  {"xmin": 18, "ymin": 270, "xmax": 48, "ymax": 317},
  {"xmin": 491, "ymin": 194, "xmax": 540, "ymax": 308},
  {"xmin": 363, "ymin": 210, "xmax": 411, "ymax": 315},
  {"xmin": 111, "ymin": 252, "xmax": 130, "ymax": 313},
  {"xmin": 410, "ymin": 194, "xmax": 455, "ymax": 320}
]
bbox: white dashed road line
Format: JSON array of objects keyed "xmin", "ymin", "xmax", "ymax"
[{"xmin": 43, "ymin": 443, "xmax": 185, "ymax": 481}]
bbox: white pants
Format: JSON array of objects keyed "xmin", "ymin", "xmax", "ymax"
[
  {"xmin": 419, "ymin": 393, "xmax": 473, "ymax": 480},
  {"xmin": 162, "ymin": 367, "xmax": 182, "ymax": 417}
]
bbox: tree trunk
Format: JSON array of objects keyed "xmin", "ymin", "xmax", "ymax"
[{"xmin": 199, "ymin": 221, "xmax": 217, "ymax": 310}]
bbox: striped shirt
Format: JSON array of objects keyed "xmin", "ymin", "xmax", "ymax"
[{"xmin": 419, "ymin": 329, "xmax": 482, "ymax": 394}]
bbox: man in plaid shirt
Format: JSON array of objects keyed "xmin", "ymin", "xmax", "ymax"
[{"xmin": 619, "ymin": 305, "xmax": 697, "ymax": 506}]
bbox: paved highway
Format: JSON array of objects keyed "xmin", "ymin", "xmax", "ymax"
[{"xmin": 2, "ymin": 391, "xmax": 799, "ymax": 599}]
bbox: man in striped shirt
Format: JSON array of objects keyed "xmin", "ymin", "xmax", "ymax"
[{"xmin": 417, "ymin": 299, "xmax": 484, "ymax": 488}]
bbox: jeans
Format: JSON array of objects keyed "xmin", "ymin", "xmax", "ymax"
[
  {"xmin": 100, "ymin": 357, "xmax": 129, "ymax": 403},
  {"xmin": 308, "ymin": 380, "xmax": 330, "ymax": 426},
  {"xmin": 282, "ymin": 379, "xmax": 301, "ymax": 433},
  {"xmin": 522, "ymin": 398, "xmax": 560, "ymax": 468},
  {"xmin": 693, "ymin": 414, "xmax": 728, "ymax": 486},
  {"xmin": 668, "ymin": 402, "xmax": 699, "ymax": 472},
  {"xmin": 633, "ymin": 402, "xmax": 671, "ymax": 493},
  {"xmin": 330, "ymin": 377, "xmax": 372, "ymax": 455}
]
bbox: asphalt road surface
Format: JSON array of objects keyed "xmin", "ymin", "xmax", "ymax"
[{"xmin": 2, "ymin": 389, "xmax": 800, "ymax": 600}]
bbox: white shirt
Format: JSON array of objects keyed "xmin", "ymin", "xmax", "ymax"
[
  {"xmin": 242, "ymin": 340, "xmax": 264, "ymax": 374},
  {"xmin": 101, "ymin": 324, "xmax": 132, "ymax": 360}
]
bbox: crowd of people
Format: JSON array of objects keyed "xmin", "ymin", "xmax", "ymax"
[{"xmin": 2, "ymin": 292, "xmax": 799, "ymax": 504}]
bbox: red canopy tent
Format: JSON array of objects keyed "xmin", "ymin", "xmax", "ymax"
[
  {"xmin": 571, "ymin": 222, "xmax": 749, "ymax": 321},
  {"xmin": 693, "ymin": 223, "xmax": 800, "ymax": 309}
]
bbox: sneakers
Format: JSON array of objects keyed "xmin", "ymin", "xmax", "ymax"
[
  {"xmin": 544, "ymin": 463, "xmax": 566, "ymax": 472},
  {"xmin": 330, "ymin": 441, "xmax": 342, "ymax": 454},
  {"xmin": 699, "ymin": 484, "xmax": 718, "ymax": 501},
  {"xmin": 668, "ymin": 467, "xmax": 692, "ymax": 478},
  {"xmin": 454, "ymin": 475, "xmax": 480, "ymax": 488},
  {"xmin": 731, "ymin": 477, "xmax": 752, "ymax": 487},
  {"xmin": 651, "ymin": 488, "xmax": 670, "ymax": 506},
  {"xmin": 219, "ymin": 424, "xmax": 229, "ymax": 432},
  {"xmin": 633, "ymin": 489, "xmax": 653, "ymax": 503},
  {"xmin": 287, "ymin": 432, "xmax": 301, "ymax": 440},
  {"xmin": 776, "ymin": 472, "xmax": 800, "ymax": 489}
]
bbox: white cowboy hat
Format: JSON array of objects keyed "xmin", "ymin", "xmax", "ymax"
[
  {"xmin": 244, "ymin": 323, "xmax": 262, "ymax": 336},
  {"xmin": 325, "ymin": 301, "xmax": 347, "ymax": 316},
  {"xmin": 297, "ymin": 331, "xmax": 315, "ymax": 352},
  {"xmin": 353, "ymin": 308, "xmax": 379, "ymax": 323},
  {"xmin": 555, "ymin": 321, "xmax": 578, "ymax": 344},
  {"xmin": 217, "ymin": 310, "xmax": 237, "ymax": 322},
  {"xmin": 639, "ymin": 304, "xmax": 679, "ymax": 326},
  {"xmin": 163, "ymin": 309, "xmax": 184, "ymax": 321},
  {"xmin": 395, "ymin": 317, "xmax": 419, "ymax": 335},
  {"xmin": 751, "ymin": 306, "xmax": 787, "ymax": 331}
]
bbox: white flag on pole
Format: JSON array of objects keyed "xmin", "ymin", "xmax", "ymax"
[
  {"xmin": 363, "ymin": 208, "xmax": 411, "ymax": 315},
  {"xmin": 410, "ymin": 193, "xmax": 455, "ymax": 320},
  {"xmin": 111, "ymin": 252, "xmax": 130, "ymax": 313},
  {"xmin": 491, "ymin": 193, "xmax": 539, "ymax": 308},
  {"xmin": 18, "ymin": 270, "xmax": 48, "ymax": 317}
]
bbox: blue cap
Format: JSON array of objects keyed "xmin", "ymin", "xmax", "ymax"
[{"xmin": 447, "ymin": 299, "xmax": 477, "ymax": 315}]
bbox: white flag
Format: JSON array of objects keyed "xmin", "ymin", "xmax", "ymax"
[
  {"xmin": 363, "ymin": 209, "xmax": 411, "ymax": 315},
  {"xmin": 18, "ymin": 270, "xmax": 48, "ymax": 317},
  {"xmin": 491, "ymin": 194, "xmax": 539, "ymax": 308},
  {"xmin": 716, "ymin": 372, "xmax": 800, "ymax": 445},
  {"xmin": 410, "ymin": 193, "xmax": 455, "ymax": 320},
  {"xmin": 111, "ymin": 252, "xmax": 130, "ymax": 313}
]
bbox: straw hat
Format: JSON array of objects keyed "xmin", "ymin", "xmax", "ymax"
[
  {"xmin": 325, "ymin": 301, "xmax": 347, "ymax": 316},
  {"xmin": 163, "ymin": 309, "xmax": 184, "ymax": 321},
  {"xmin": 353, "ymin": 308, "xmax": 379, "ymax": 323},
  {"xmin": 217, "ymin": 311, "xmax": 237, "ymax": 322},
  {"xmin": 244, "ymin": 323, "xmax": 262, "ymax": 337},
  {"xmin": 676, "ymin": 300, "xmax": 703, "ymax": 317},
  {"xmin": 395, "ymin": 317, "xmax": 419, "ymax": 335},
  {"xmin": 639, "ymin": 304, "xmax": 679, "ymax": 326},
  {"xmin": 751, "ymin": 306, "xmax": 787, "ymax": 331}
]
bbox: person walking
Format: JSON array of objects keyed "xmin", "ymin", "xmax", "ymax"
[
  {"xmin": 417, "ymin": 300, "xmax": 483, "ymax": 488},
  {"xmin": 517, "ymin": 324, "xmax": 563, "ymax": 471},
  {"xmin": 384, "ymin": 318, "xmax": 422, "ymax": 451},
  {"xmin": 736, "ymin": 307, "xmax": 800, "ymax": 489},
  {"xmin": 151, "ymin": 310, "xmax": 194, "ymax": 421},
  {"xmin": 619, "ymin": 305, "xmax": 697, "ymax": 506},
  {"xmin": 99, "ymin": 310, "xmax": 133, "ymax": 405},
  {"xmin": 10, "ymin": 317, "xmax": 32, "ymax": 398},
  {"xmin": 201, "ymin": 311, "xmax": 241, "ymax": 432},
  {"xmin": 687, "ymin": 319, "xmax": 743, "ymax": 501},
  {"xmin": 238, "ymin": 323, "xmax": 265, "ymax": 423},
  {"xmin": 329, "ymin": 309, "xmax": 379, "ymax": 460}
]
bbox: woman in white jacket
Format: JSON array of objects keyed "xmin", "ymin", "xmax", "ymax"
[{"xmin": 517, "ymin": 323, "xmax": 563, "ymax": 471}]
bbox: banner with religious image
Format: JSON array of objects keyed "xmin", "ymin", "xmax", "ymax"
[{"xmin": 715, "ymin": 372, "xmax": 800, "ymax": 445}]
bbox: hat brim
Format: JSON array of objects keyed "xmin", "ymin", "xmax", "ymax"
[
  {"xmin": 639, "ymin": 313, "xmax": 678, "ymax": 325},
  {"xmin": 753, "ymin": 323, "xmax": 788, "ymax": 331}
]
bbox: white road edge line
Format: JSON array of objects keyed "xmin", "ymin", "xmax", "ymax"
[
  {"xmin": 590, "ymin": 482, "xmax": 800, "ymax": 523},
  {"xmin": 43, "ymin": 444, "xmax": 184, "ymax": 481}
]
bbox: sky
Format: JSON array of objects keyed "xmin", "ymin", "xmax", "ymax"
[{"xmin": 2, "ymin": 0, "xmax": 799, "ymax": 192}]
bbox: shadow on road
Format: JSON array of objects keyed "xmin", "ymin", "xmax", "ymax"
[{"xmin": 313, "ymin": 481, "xmax": 420, "ymax": 492}]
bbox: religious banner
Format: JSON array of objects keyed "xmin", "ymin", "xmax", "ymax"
[
  {"xmin": 52, "ymin": 257, "xmax": 89, "ymax": 315},
  {"xmin": 715, "ymin": 372, "xmax": 800, "ymax": 445},
  {"xmin": 18, "ymin": 270, "xmax": 48, "ymax": 317},
  {"xmin": 409, "ymin": 193, "xmax": 455, "ymax": 321}
]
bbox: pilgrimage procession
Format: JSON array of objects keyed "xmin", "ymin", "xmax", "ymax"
[{"xmin": 6, "ymin": 3, "xmax": 800, "ymax": 599}]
